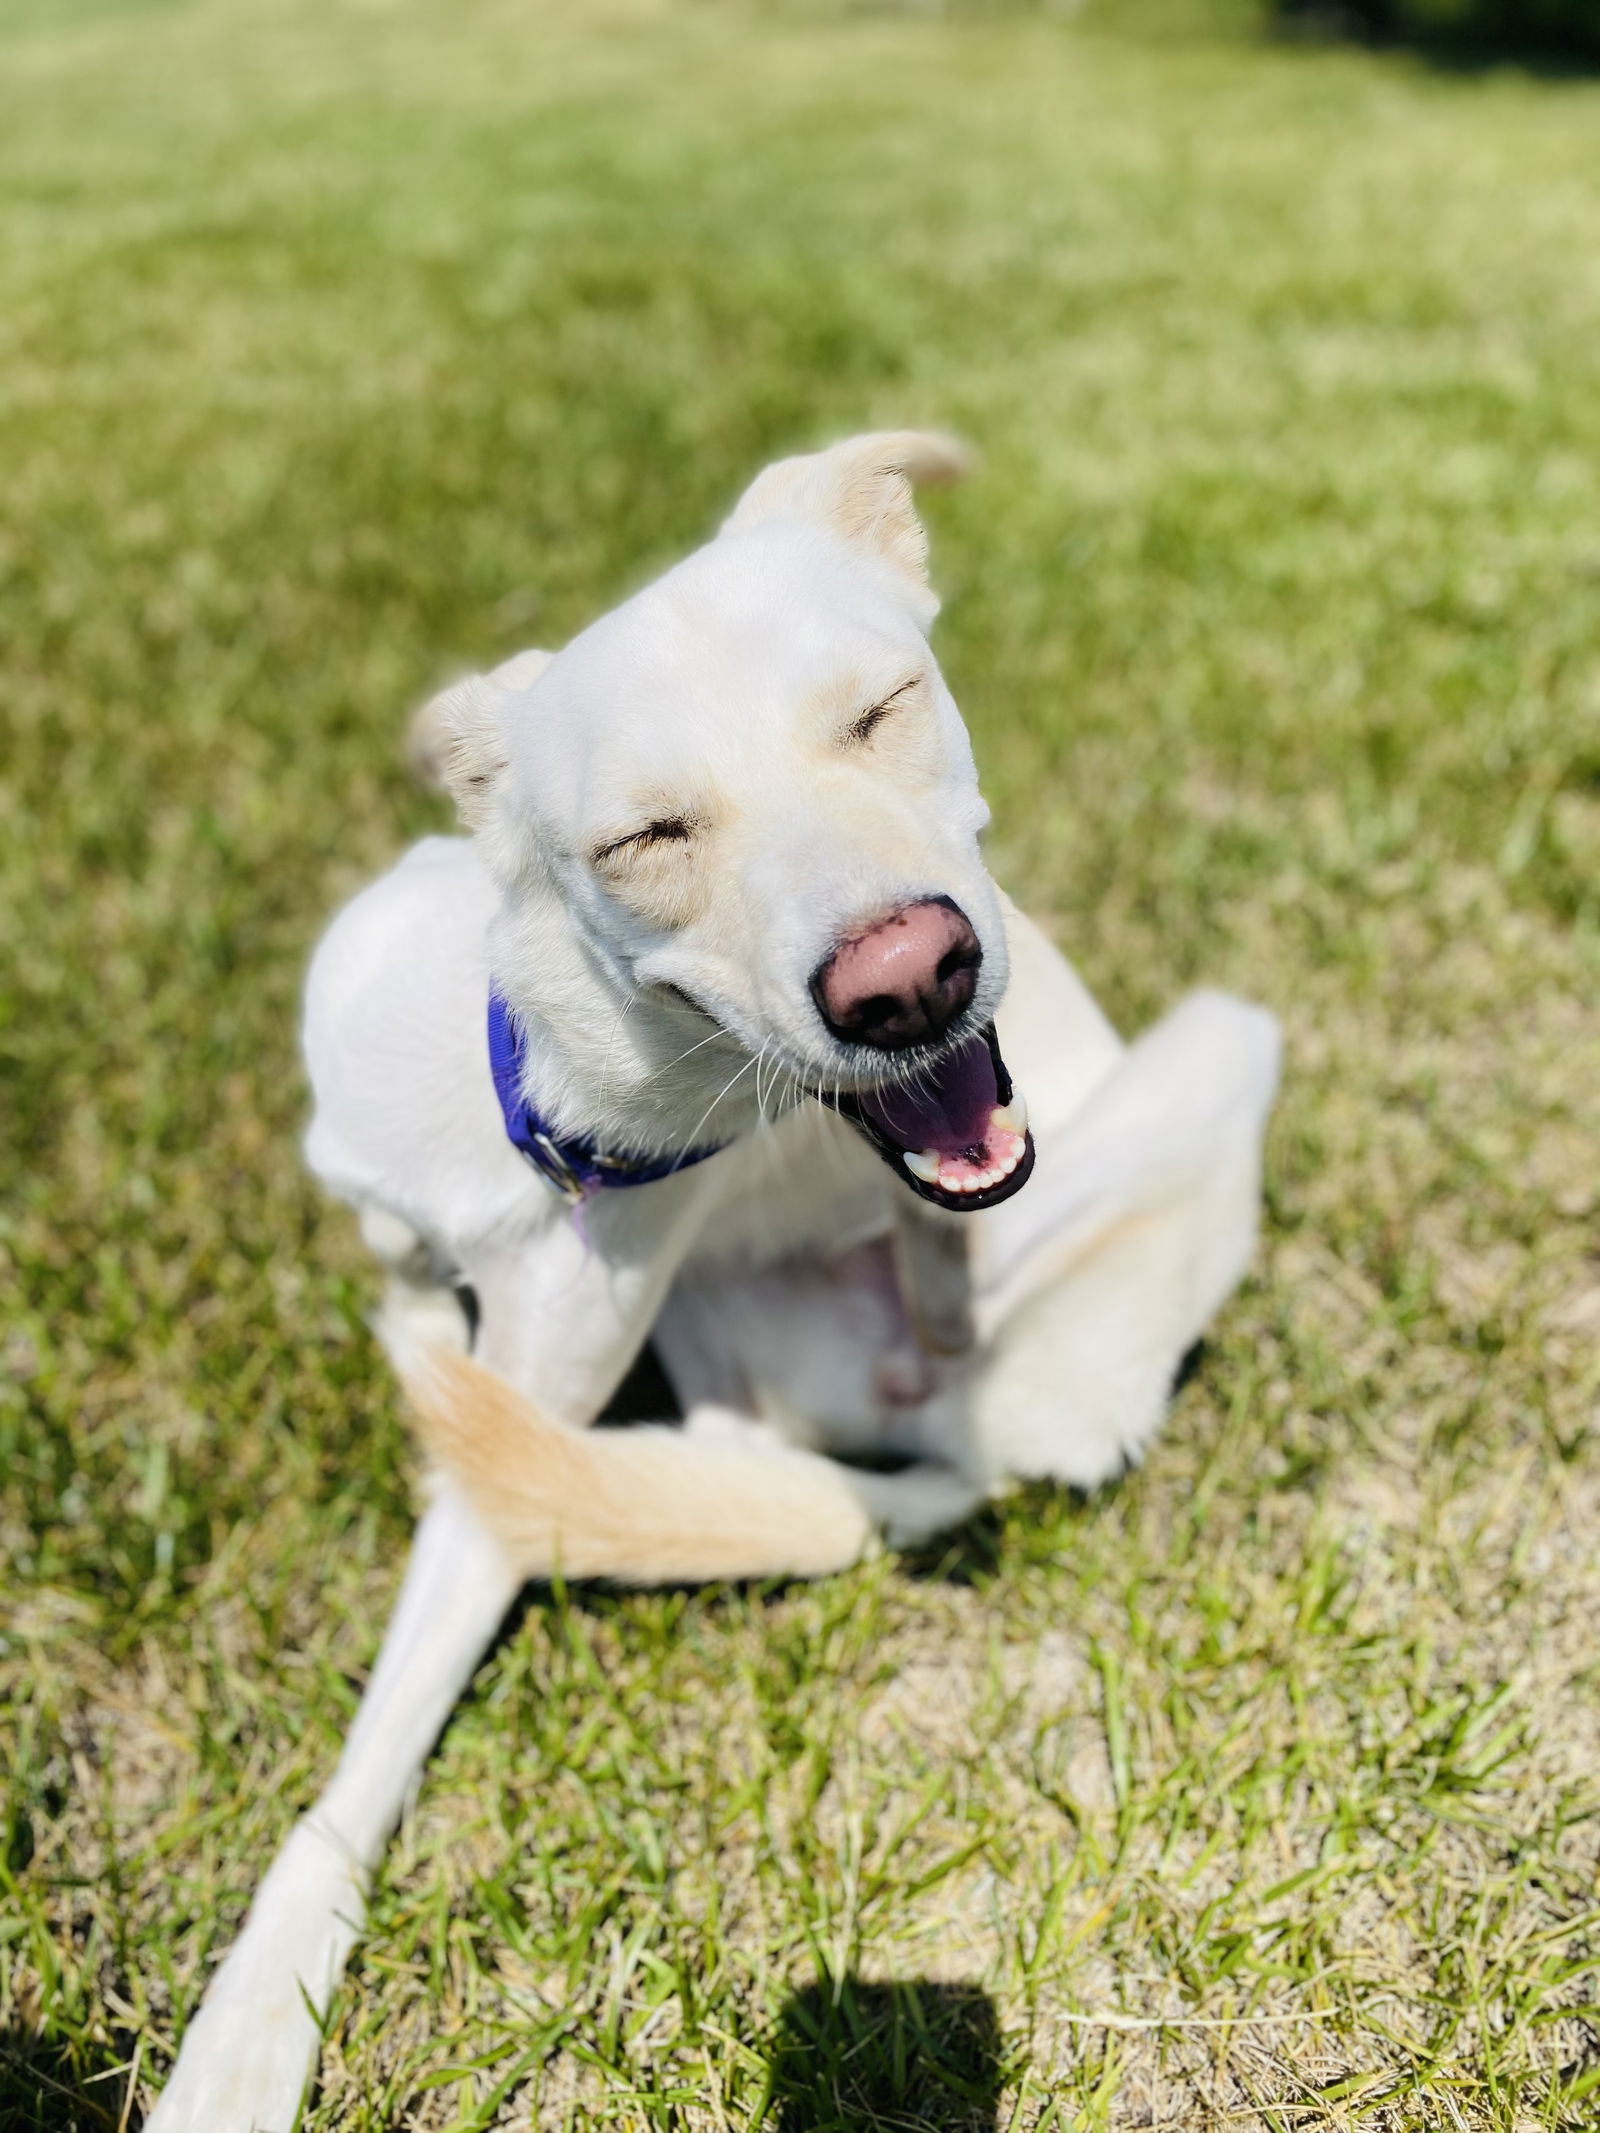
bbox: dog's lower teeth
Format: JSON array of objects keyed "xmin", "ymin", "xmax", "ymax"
[
  {"xmin": 990, "ymin": 1094, "xmax": 1028, "ymax": 1136},
  {"xmin": 907, "ymin": 1139, "xmax": 1027, "ymax": 1198}
]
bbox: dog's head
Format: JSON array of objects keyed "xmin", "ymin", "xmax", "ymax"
[{"xmin": 421, "ymin": 432, "xmax": 1032, "ymax": 1213}]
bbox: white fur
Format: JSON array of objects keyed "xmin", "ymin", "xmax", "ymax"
[{"xmin": 149, "ymin": 435, "xmax": 1279, "ymax": 2127}]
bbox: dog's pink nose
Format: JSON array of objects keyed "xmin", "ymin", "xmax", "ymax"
[{"xmin": 811, "ymin": 897, "xmax": 982, "ymax": 1050}]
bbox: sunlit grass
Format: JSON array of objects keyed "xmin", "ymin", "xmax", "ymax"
[{"xmin": 2, "ymin": 1, "xmax": 1599, "ymax": 2126}]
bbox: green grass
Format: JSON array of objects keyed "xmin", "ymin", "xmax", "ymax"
[{"xmin": 3, "ymin": 0, "xmax": 1600, "ymax": 2125}]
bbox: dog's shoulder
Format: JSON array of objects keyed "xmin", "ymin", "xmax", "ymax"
[
  {"xmin": 305, "ymin": 837, "xmax": 493, "ymax": 1013},
  {"xmin": 302, "ymin": 838, "xmax": 539, "ymax": 1254},
  {"xmin": 303, "ymin": 837, "xmax": 494, "ymax": 1064}
]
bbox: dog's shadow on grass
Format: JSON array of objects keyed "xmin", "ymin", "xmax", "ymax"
[{"xmin": 767, "ymin": 1976, "xmax": 1004, "ymax": 2132}]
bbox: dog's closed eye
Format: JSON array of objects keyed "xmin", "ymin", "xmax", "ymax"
[
  {"xmin": 842, "ymin": 675, "xmax": 921, "ymax": 748},
  {"xmin": 592, "ymin": 816, "xmax": 697, "ymax": 867}
]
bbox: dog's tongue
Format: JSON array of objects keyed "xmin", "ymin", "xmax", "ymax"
[
  {"xmin": 860, "ymin": 1033, "xmax": 997, "ymax": 1156},
  {"xmin": 857, "ymin": 1031, "xmax": 1029, "ymax": 1199}
]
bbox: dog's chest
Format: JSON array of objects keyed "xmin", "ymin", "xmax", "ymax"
[{"xmin": 680, "ymin": 1101, "xmax": 895, "ymax": 1276}]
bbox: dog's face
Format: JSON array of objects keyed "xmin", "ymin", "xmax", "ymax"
[{"xmin": 431, "ymin": 434, "xmax": 1034, "ymax": 1214}]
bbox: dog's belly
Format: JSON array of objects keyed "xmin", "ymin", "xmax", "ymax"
[
  {"xmin": 653, "ymin": 1103, "xmax": 937, "ymax": 1454},
  {"xmin": 654, "ymin": 1236, "xmax": 969, "ymax": 1464}
]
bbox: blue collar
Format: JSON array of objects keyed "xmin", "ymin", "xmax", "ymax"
[{"xmin": 487, "ymin": 990, "xmax": 727, "ymax": 1202}]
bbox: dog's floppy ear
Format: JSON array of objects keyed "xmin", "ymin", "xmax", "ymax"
[
  {"xmin": 407, "ymin": 647, "xmax": 554, "ymax": 827},
  {"xmin": 721, "ymin": 431, "xmax": 970, "ymax": 622}
]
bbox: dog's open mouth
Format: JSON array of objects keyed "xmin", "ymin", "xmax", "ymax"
[{"xmin": 832, "ymin": 1022, "xmax": 1036, "ymax": 1213}]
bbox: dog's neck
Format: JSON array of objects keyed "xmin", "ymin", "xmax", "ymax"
[{"xmin": 486, "ymin": 896, "xmax": 761, "ymax": 1163}]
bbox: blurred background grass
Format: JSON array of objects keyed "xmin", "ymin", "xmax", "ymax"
[{"xmin": 3, "ymin": 1, "xmax": 1599, "ymax": 2126}]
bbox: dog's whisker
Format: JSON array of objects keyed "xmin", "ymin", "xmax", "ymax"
[
  {"xmin": 774, "ymin": 1064, "xmax": 803, "ymax": 1129},
  {"xmin": 632, "ymin": 1020, "xmax": 739, "ymax": 1094},
  {"xmin": 594, "ymin": 984, "xmax": 644, "ymax": 1117},
  {"xmin": 758, "ymin": 1054, "xmax": 800, "ymax": 1139},
  {"xmin": 768, "ymin": 1056, "xmax": 796, "ymax": 1121},
  {"xmin": 680, "ymin": 1051, "xmax": 760, "ymax": 1150}
]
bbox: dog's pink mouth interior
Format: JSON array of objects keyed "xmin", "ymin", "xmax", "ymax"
[{"xmin": 856, "ymin": 1030, "xmax": 1029, "ymax": 1203}]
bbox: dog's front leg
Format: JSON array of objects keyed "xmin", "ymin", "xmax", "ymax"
[
  {"xmin": 150, "ymin": 1180, "xmax": 717, "ymax": 2129},
  {"xmin": 147, "ymin": 1485, "xmax": 520, "ymax": 2133}
]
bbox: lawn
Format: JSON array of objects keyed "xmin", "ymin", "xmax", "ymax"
[{"xmin": 3, "ymin": 0, "xmax": 1599, "ymax": 2126}]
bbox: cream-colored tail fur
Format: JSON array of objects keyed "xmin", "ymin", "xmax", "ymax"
[{"xmin": 398, "ymin": 1345, "xmax": 974, "ymax": 1584}]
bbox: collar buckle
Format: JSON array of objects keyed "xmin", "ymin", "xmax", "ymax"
[
  {"xmin": 523, "ymin": 1130, "xmax": 592, "ymax": 1205},
  {"xmin": 488, "ymin": 987, "xmax": 727, "ymax": 1199}
]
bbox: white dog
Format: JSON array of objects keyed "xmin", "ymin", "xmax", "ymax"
[{"xmin": 149, "ymin": 434, "xmax": 1279, "ymax": 2129}]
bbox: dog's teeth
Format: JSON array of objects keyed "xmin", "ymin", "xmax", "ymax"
[
  {"xmin": 903, "ymin": 1149, "xmax": 943, "ymax": 1184},
  {"xmin": 990, "ymin": 1094, "xmax": 1028, "ymax": 1137}
]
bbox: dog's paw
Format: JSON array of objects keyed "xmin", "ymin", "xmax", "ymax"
[
  {"xmin": 852, "ymin": 1460, "xmax": 987, "ymax": 1547},
  {"xmin": 1008, "ymin": 1412, "xmax": 1160, "ymax": 1493},
  {"xmin": 148, "ymin": 1818, "xmax": 366, "ymax": 2133},
  {"xmin": 146, "ymin": 1986, "xmax": 322, "ymax": 2133},
  {"xmin": 973, "ymin": 1348, "xmax": 1172, "ymax": 1495}
]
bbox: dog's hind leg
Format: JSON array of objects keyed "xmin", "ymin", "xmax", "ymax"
[
  {"xmin": 968, "ymin": 989, "xmax": 1281, "ymax": 1492},
  {"xmin": 147, "ymin": 1486, "xmax": 520, "ymax": 2133}
]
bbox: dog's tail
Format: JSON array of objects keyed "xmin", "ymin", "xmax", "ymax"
[{"xmin": 396, "ymin": 1343, "xmax": 979, "ymax": 1584}]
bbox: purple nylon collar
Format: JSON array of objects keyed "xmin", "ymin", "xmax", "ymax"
[{"xmin": 487, "ymin": 990, "xmax": 726, "ymax": 1202}]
